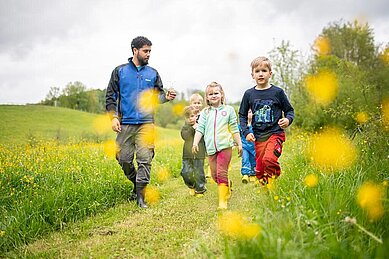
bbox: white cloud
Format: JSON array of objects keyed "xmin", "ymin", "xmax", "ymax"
[{"xmin": 0, "ymin": 0, "xmax": 388, "ymax": 104}]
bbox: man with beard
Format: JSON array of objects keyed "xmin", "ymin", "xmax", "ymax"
[{"xmin": 106, "ymin": 36, "xmax": 176, "ymax": 208}]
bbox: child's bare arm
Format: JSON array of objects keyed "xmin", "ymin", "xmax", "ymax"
[
  {"xmin": 232, "ymin": 132, "xmax": 243, "ymax": 157},
  {"xmin": 192, "ymin": 131, "xmax": 203, "ymax": 154}
]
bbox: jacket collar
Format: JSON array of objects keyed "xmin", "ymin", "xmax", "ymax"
[{"xmin": 128, "ymin": 57, "xmax": 145, "ymax": 71}]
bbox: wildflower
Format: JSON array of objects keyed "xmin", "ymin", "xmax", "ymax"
[
  {"xmin": 145, "ymin": 185, "xmax": 160, "ymax": 205},
  {"xmin": 355, "ymin": 111, "xmax": 369, "ymax": 124},
  {"xmin": 306, "ymin": 127, "xmax": 357, "ymax": 171},
  {"xmin": 313, "ymin": 36, "xmax": 330, "ymax": 56},
  {"xmin": 157, "ymin": 167, "xmax": 170, "ymax": 182},
  {"xmin": 139, "ymin": 124, "xmax": 158, "ymax": 146},
  {"xmin": 138, "ymin": 89, "xmax": 160, "ymax": 113},
  {"xmin": 304, "ymin": 70, "xmax": 338, "ymax": 106},
  {"xmin": 172, "ymin": 103, "xmax": 185, "ymax": 116},
  {"xmin": 93, "ymin": 114, "xmax": 111, "ymax": 135},
  {"xmin": 0, "ymin": 231, "xmax": 5, "ymax": 237},
  {"xmin": 357, "ymin": 182, "xmax": 385, "ymax": 221},
  {"xmin": 304, "ymin": 174, "xmax": 319, "ymax": 187},
  {"xmin": 380, "ymin": 47, "xmax": 389, "ymax": 64},
  {"xmin": 102, "ymin": 140, "xmax": 117, "ymax": 159},
  {"xmin": 218, "ymin": 211, "xmax": 261, "ymax": 239}
]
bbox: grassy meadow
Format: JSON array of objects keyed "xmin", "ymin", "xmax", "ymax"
[{"xmin": 0, "ymin": 105, "xmax": 388, "ymax": 258}]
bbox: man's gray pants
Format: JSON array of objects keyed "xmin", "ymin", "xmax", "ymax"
[{"xmin": 116, "ymin": 124, "xmax": 155, "ymax": 189}]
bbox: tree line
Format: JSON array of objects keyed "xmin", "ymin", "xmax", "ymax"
[{"xmin": 41, "ymin": 19, "xmax": 389, "ymax": 136}]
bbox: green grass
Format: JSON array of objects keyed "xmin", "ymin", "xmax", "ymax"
[
  {"xmin": 0, "ymin": 105, "xmax": 114, "ymax": 144},
  {"xmin": 1, "ymin": 105, "xmax": 388, "ymax": 258}
]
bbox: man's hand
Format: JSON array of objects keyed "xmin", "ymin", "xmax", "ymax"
[
  {"xmin": 246, "ymin": 133, "xmax": 256, "ymax": 142},
  {"xmin": 166, "ymin": 88, "xmax": 177, "ymax": 101},
  {"xmin": 111, "ymin": 118, "xmax": 121, "ymax": 133},
  {"xmin": 278, "ymin": 118, "xmax": 290, "ymax": 129}
]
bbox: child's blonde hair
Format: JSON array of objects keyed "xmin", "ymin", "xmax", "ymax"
[
  {"xmin": 250, "ymin": 56, "xmax": 272, "ymax": 71},
  {"xmin": 190, "ymin": 93, "xmax": 203, "ymax": 103},
  {"xmin": 183, "ymin": 105, "xmax": 198, "ymax": 118},
  {"xmin": 205, "ymin": 81, "xmax": 225, "ymax": 106}
]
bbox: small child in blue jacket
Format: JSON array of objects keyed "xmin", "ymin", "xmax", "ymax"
[{"xmin": 239, "ymin": 109, "xmax": 256, "ymax": 184}]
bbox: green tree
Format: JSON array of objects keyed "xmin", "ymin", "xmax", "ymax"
[
  {"xmin": 268, "ymin": 40, "xmax": 306, "ymax": 98},
  {"xmin": 59, "ymin": 81, "xmax": 88, "ymax": 111}
]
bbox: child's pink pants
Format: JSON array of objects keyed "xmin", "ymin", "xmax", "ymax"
[{"xmin": 208, "ymin": 148, "xmax": 232, "ymax": 186}]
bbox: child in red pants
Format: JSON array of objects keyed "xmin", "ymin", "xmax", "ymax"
[{"xmin": 239, "ymin": 56, "xmax": 294, "ymax": 184}]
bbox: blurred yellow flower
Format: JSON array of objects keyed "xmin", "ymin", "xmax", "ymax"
[
  {"xmin": 355, "ymin": 111, "xmax": 369, "ymax": 124},
  {"xmin": 139, "ymin": 124, "xmax": 158, "ymax": 147},
  {"xmin": 102, "ymin": 140, "xmax": 117, "ymax": 159},
  {"xmin": 138, "ymin": 89, "xmax": 160, "ymax": 113},
  {"xmin": 306, "ymin": 127, "xmax": 357, "ymax": 171},
  {"xmin": 304, "ymin": 70, "xmax": 338, "ymax": 106},
  {"xmin": 357, "ymin": 182, "xmax": 385, "ymax": 221},
  {"xmin": 157, "ymin": 167, "xmax": 170, "ymax": 182},
  {"xmin": 382, "ymin": 98, "xmax": 389, "ymax": 128},
  {"xmin": 145, "ymin": 185, "xmax": 160, "ymax": 205},
  {"xmin": 172, "ymin": 103, "xmax": 185, "ymax": 116},
  {"xmin": 0, "ymin": 230, "xmax": 4, "ymax": 237},
  {"xmin": 218, "ymin": 211, "xmax": 261, "ymax": 239},
  {"xmin": 93, "ymin": 114, "xmax": 112, "ymax": 135},
  {"xmin": 313, "ymin": 36, "xmax": 330, "ymax": 56},
  {"xmin": 304, "ymin": 174, "xmax": 319, "ymax": 188},
  {"xmin": 380, "ymin": 47, "xmax": 389, "ymax": 64}
]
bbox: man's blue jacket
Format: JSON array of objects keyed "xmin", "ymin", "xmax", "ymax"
[{"xmin": 106, "ymin": 57, "xmax": 168, "ymax": 124}]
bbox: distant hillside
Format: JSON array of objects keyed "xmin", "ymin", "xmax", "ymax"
[{"xmin": 0, "ymin": 105, "xmax": 114, "ymax": 145}]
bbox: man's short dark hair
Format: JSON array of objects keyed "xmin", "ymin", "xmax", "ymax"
[{"xmin": 131, "ymin": 36, "xmax": 152, "ymax": 54}]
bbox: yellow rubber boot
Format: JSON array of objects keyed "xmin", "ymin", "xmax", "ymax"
[{"xmin": 218, "ymin": 185, "xmax": 229, "ymax": 210}]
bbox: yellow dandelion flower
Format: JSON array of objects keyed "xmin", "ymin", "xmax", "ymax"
[
  {"xmin": 266, "ymin": 177, "xmax": 276, "ymax": 190},
  {"xmin": 313, "ymin": 36, "xmax": 331, "ymax": 56},
  {"xmin": 304, "ymin": 174, "xmax": 319, "ymax": 188},
  {"xmin": 380, "ymin": 47, "xmax": 389, "ymax": 64},
  {"xmin": 218, "ymin": 211, "xmax": 261, "ymax": 239},
  {"xmin": 157, "ymin": 167, "xmax": 170, "ymax": 182},
  {"xmin": 306, "ymin": 127, "xmax": 357, "ymax": 171},
  {"xmin": 139, "ymin": 124, "xmax": 158, "ymax": 147},
  {"xmin": 355, "ymin": 112, "xmax": 369, "ymax": 124},
  {"xmin": 382, "ymin": 98, "xmax": 389, "ymax": 128},
  {"xmin": 145, "ymin": 185, "xmax": 160, "ymax": 205},
  {"xmin": 274, "ymin": 195, "xmax": 279, "ymax": 201},
  {"xmin": 0, "ymin": 230, "xmax": 5, "ymax": 237},
  {"xmin": 172, "ymin": 103, "xmax": 185, "ymax": 116},
  {"xmin": 357, "ymin": 182, "xmax": 385, "ymax": 221},
  {"xmin": 138, "ymin": 89, "xmax": 160, "ymax": 113},
  {"xmin": 93, "ymin": 114, "xmax": 112, "ymax": 135},
  {"xmin": 367, "ymin": 205, "xmax": 384, "ymax": 221},
  {"xmin": 102, "ymin": 140, "xmax": 117, "ymax": 159},
  {"xmin": 304, "ymin": 70, "xmax": 338, "ymax": 106},
  {"xmin": 242, "ymin": 223, "xmax": 261, "ymax": 239}
]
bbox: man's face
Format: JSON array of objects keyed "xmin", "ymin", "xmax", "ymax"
[{"xmin": 134, "ymin": 45, "xmax": 151, "ymax": 66}]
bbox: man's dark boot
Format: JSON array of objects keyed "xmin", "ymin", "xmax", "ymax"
[{"xmin": 136, "ymin": 185, "xmax": 148, "ymax": 209}]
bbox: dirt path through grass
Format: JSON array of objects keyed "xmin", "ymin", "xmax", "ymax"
[{"xmin": 11, "ymin": 158, "xmax": 259, "ymax": 258}]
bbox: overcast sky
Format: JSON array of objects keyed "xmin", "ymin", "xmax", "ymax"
[{"xmin": 0, "ymin": 0, "xmax": 388, "ymax": 104}]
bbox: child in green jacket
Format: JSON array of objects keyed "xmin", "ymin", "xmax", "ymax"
[{"xmin": 192, "ymin": 82, "xmax": 242, "ymax": 209}]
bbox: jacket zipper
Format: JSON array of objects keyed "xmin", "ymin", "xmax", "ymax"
[{"xmin": 213, "ymin": 109, "xmax": 219, "ymax": 152}]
